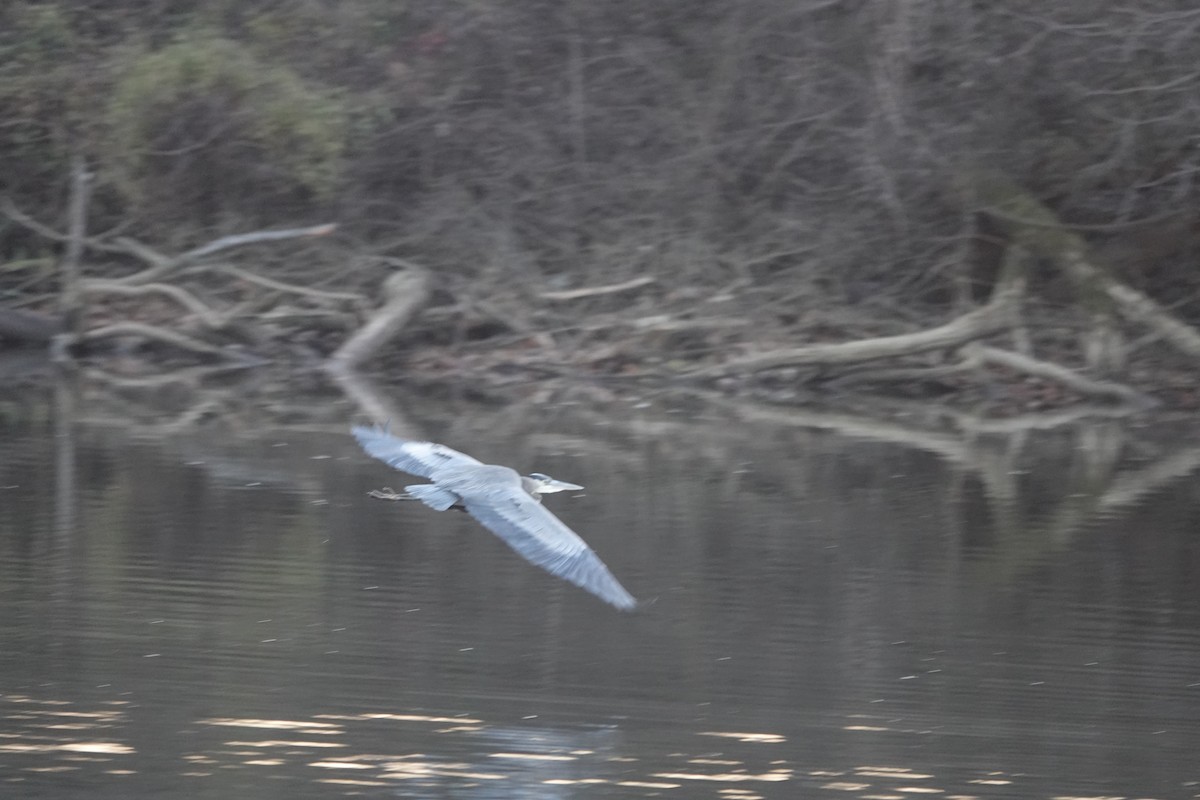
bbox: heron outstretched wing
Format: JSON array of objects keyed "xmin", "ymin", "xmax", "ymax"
[
  {"xmin": 352, "ymin": 425, "xmax": 482, "ymax": 479},
  {"xmin": 463, "ymin": 486, "xmax": 638, "ymax": 611}
]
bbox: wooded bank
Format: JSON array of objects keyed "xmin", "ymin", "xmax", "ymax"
[{"xmin": 3, "ymin": 3, "xmax": 1200, "ymax": 412}]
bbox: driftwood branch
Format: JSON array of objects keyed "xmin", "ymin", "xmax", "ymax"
[
  {"xmin": 83, "ymin": 322, "xmax": 243, "ymax": 360},
  {"xmin": 1100, "ymin": 278, "xmax": 1200, "ymax": 359},
  {"xmin": 82, "ymin": 280, "xmax": 232, "ymax": 329},
  {"xmin": 209, "ymin": 263, "xmax": 362, "ymax": 303},
  {"xmin": 832, "ymin": 340, "xmax": 1155, "ymax": 407},
  {"xmin": 630, "ymin": 314, "xmax": 749, "ymax": 333},
  {"xmin": 687, "ymin": 289, "xmax": 1016, "ymax": 378},
  {"xmin": 84, "ymin": 363, "xmax": 254, "ymax": 390},
  {"xmin": 946, "ymin": 404, "xmax": 1138, "ymax": 434},
  {"xmin": 110, "ymin": 223, "xmax": 339, "ymax": 286},
  {"xmin": 109, "ymin": 237, "xmax": 174, "ymax": 272},
  {"xmin": 968, "ymin": 344, "xmax": 1156, "ymax": 407},
  {"xmin": 3, "ymin": 192, "xmax": 338, "ymax": 285},
  {"xmin": 538, "ymin": 275, "xmax": 656, "ymax": 301},
  {"xmin": 4, "ymin": 172, "xmax": 345, "ymax": 364},
  {"xmin": 184, "ymin": 223, "xmax": 337, "ymax": 260},
  {"xmin": 326, "ymin": 266, "xmax": 431, "ymax": 373}
]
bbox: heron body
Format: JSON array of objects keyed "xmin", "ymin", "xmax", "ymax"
[{"xmin": 352, "ymin": 426, "xmax": 638, "ymax": 611}]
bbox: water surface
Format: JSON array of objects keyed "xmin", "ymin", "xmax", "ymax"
[{"xmin": 1, "ymin": 384, "xmax": 1198, "ymax": 798}]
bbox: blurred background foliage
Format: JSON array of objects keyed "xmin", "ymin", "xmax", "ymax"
[
  {"xmin": 104, "ymin": 35, "xmax": 347, "ymax": 222},
  {"xmin": 2, "ymin": 1, "xmax": 1200, "ymax": 318}
]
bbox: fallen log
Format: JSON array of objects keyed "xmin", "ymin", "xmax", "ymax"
[
  {"xmin": 325, "ymin": 263, "xmax": 431, "ymax": 373},
  {"xmin": 968, "ymin": 344, "xmax": 1156, "ymax": 408},
  {"xmin": 686, "ymin": 289, "xmax": 1016, "ymax": 379}
]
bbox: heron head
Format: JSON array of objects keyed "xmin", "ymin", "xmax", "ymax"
[{"xmin": 525, "ymin": 472, "xmax": 583, "ymax": 494}]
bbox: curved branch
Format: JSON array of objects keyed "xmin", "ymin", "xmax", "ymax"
[
  {"xmin": 111, "ymin": 223, "xmax": 339, "ymax": 286},
  {"xmin": 82, "ymin": 280, "xmax": 231, "ymax": 329},
  {"xmin": 209, "ymin": 264, "xmax": 363, "ymax": 303},
  {"xmin": 0, "ymin": 197, "xmax": 156, "ymax": 259},
  {"xmin": 687, "ymin": 290, "xmax": 1016, "ymax": 378},
  {"xmin": 325, "ymin": 268, "xmax": 431, "ymax": 373},
  {"xmin": 538, "ymin": 276, "xmax": 656, "ymax": 301},
  {"xmin": 969, "ymin": 344, "xmax": 1157, "ymax": 407},
  {"xmin": 83, "ymin": 322, "xmax": 244, "ymax": 360},
  {"xmin": 183, "ymin": 223, "xmax": 338, "ymax": 260}
]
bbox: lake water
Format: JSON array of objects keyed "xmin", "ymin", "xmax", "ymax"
[{"xmin": 1, "ymin": 378, "xmax": 1199, "ymax": 799}]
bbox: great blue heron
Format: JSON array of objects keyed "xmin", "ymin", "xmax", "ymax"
[{"xmin": 352, "ymin": 426, "xmax": 638, "ymax": 611}]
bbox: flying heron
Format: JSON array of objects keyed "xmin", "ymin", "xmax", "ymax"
[{"xmin": 352, "ymin": 426, "xmax": 638, "ymax": 611}]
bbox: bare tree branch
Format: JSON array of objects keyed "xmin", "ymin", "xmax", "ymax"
[
  {"xmin": 968, "ymin": 344, "xmax": 1156, "ymax": 408},
  {"xmin": 82, "ymin": 280, "xmax": 233, "ymax": 329},
  {"xmin": 83, "ymin": 322, "xmax": 244, "ymax": 360},
  {"xmin": 538, "ymin": 276, "xmax": 656, "ymax": 301},
  {"xmin": 182, "ymin": 223, "xmax": 338, "ymax": 260},
  {"xmin": 208, "ymin": 264, "xmax": 363, "ymax": 303},
  {"xmin": 687, "ymin": 289, "xmax": 1017, "ymax": 378},
  {"xmin": 111, "ymin": 223, "xmax": 339, "ymax": 286}
]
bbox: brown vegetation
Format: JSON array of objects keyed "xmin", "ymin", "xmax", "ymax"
[{"xmin": 3, "ymin": 3, "xmax": 1200, "ymax": 413}]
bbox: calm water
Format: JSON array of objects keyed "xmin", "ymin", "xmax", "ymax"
[{"xmin": 1, "ymin": 381, "xmax": 1199, "ymax": 799}]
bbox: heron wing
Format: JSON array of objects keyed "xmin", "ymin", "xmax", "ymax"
[
  {"xmin": 352, "ymin": 425, "xmax": 482, "ymax": 479},
  {"xmin": 463, "ymin": 488, "xmax": 638, "ymax": 611},
  {"xmin": 402, "ymin": 483, "xmax": 461, "ymax": 512}
]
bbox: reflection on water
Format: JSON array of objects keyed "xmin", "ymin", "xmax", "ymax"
[{"xmin": 1, "ymin": 381, "xmax": 1199, "ymax": 799}]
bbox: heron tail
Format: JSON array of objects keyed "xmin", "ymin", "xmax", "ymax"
[{"xmin": 403, "ymin": 483, "xmax": 460, "ymax": 512}]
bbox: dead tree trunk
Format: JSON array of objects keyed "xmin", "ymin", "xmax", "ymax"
[
  {"xmin": 965, "ymin": 169, "xmax": 1200, "ymax": 365},
  {"xmin": 54, "ymin": 153, "xmax": 92, "ymax": 361}
]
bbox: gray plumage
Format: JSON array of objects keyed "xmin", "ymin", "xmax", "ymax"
[{"xmin": 353, "ymin": 425, "xmax": 638, "ymax": 611}]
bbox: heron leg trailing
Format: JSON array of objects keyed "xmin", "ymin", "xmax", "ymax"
[
  {"xmin": 367, "ymin": 487, "xmax": 411, "ymax": 501},
  {"xmin": 402, "ymin": 483, "xmax": 461, "ymax": 512},
  {"xmin": 367, "ymin": 486, "xmax": 469, "ymax": 513}
]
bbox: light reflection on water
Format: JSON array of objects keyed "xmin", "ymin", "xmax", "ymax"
[{"xmin": 1, "ymin": 387, "xmax": 1199, "ymax": 799}]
